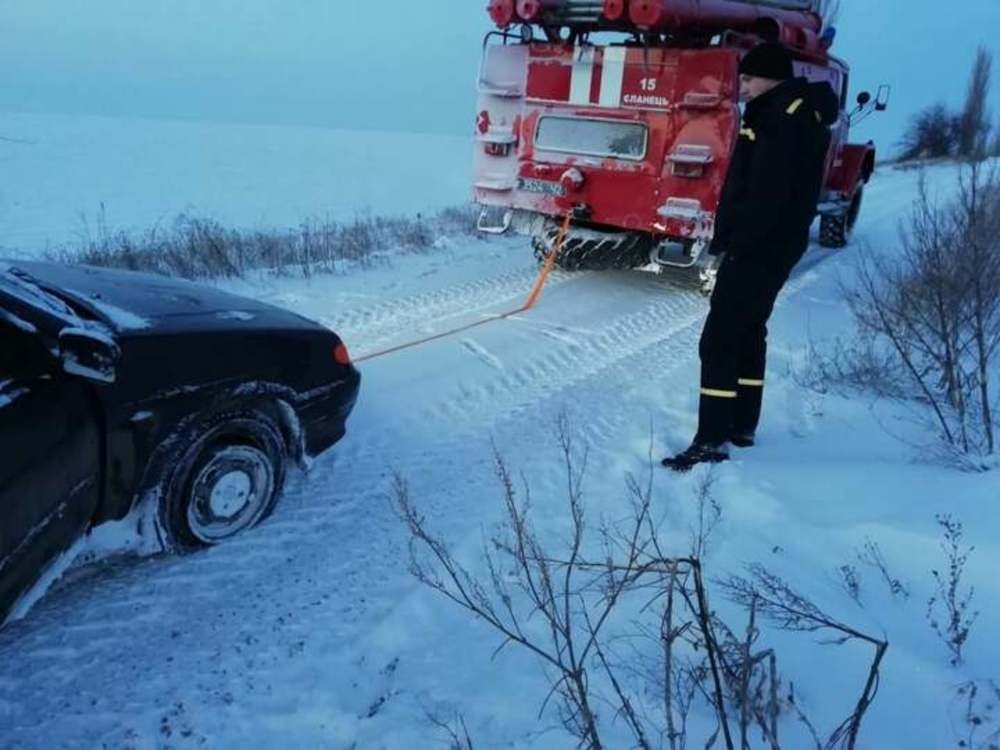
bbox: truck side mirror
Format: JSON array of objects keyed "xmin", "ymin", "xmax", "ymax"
[
  {"xmin": 875, "ymin": 84, "xmax": 891, "ymax": 111},
  {"xmin": 856, "ymin": 91, "xmax": 871, "ymax": 107},
  {"xmin": 59, "ymin": 327, "xmax": 120, "ymax": 384}
]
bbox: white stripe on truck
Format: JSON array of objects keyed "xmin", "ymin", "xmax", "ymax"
[
  {"xmin": 599, "ymin": 46, "xmax": 626, "ymax": 108},
  {"xmin": 569, "ymin": 45, "xmax": 595, "ymax": 105}
]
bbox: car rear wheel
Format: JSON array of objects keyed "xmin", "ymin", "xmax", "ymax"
[{"xmin": 159, "ymin": 408, "xmax": 288, "ymax": 550}]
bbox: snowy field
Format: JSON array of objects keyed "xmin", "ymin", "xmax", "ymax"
[
  {"xmin": 0, "ymin": 112, "xmax": 472, "ymax": 254},
  {"xmin": 0, "ymin": 116, "xmax": 998, "ymax": 749}
]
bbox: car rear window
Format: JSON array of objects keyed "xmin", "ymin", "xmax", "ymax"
[{"xmin": 535, "ymin": 116, "xmax": 648, "ymax": 160}]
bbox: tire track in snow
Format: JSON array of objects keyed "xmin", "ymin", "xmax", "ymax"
[
  {"xmin": 317, "ymin": 266, "xmax": 576, "ymax": 353},
  {"xmin": 422, "ymin": 246, "xmax": 837, "ymax": 450},
  {"xmin": 428, "ymin": 282, "xmax": 708, "ymax": 429}
]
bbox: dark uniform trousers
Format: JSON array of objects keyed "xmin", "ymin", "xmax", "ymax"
[{"xmin": 696, "ymin": 255, "xmax": 785, "ymax": 445}]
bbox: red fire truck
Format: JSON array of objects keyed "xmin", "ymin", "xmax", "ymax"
[{"xmin": 473, "ymin": 0, "xmax": 888, "ymax": 289}]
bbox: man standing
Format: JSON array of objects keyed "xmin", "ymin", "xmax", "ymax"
[{"xmin": 662, "ymin": 42, "xmax": 838, "ymax": 472}]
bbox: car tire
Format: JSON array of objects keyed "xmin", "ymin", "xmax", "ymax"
[
  {"xmin": 158, "ymin": 407, "xmax": 288, "ymax": 550},
  {"xmin": 819, "ymin": 182, "xmax": 864, "ymax": 249}
]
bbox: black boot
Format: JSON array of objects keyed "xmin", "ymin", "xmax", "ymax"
[
  {"xmin": 661, "ymin": 442, "xmax": 729, "ymax": 472},
  {"xmin": 730, "ymin": 431, "xmax": 756, "ymax": 448}
]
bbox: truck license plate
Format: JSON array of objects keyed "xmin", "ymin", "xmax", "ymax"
[{"xmin": 517, "ymin": 178, "xmax": 565, "ymax": 197}]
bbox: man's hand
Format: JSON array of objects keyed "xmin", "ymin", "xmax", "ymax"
[{"xmin": 699, "ymin": 252, "xmax": 723, "ymax": 296}]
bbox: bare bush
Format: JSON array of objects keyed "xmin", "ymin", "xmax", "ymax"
[
  {"xmin": 926, "ymin": 514, "xmax": 979, "ymax": 667},
  {"xmin": 898, "ymin": 45, "xmax": 994, "ymax": 163},
  {"xmin": 708, "ymin": 604, "xmax": 782, "ymax": 749},
  {"xmin": 423, "ymin": 706, "xmax": 475, "ymax": 750},
  {"xmin": 689, "ymin": 469, "xmax": 722, "ymax": 560},
  {"xmin": 393, "ymin": 422, "xmax": 732, "ymax": 750},
  {"xmin": 898, "ymin": 103, "xmax": 958, "ymax": 162},
  {"xmin": 718, "ymin": 565, "xmax": 889, "ymax": 750},
  {"xmin": 837, "ymin": 564, "xmax": 862, "ymax": 606},
  {"xmin": 856, "ymin": 539, "xmax": 910, "ymax": 601},
  {"xmin": 393, "ymin": 422, "xmax": 738, "ymax": 749},
  {"xmin": 952, "ymin": 680, "xmax": 1000, "ymax": 749},
  {"xmin": 794, "ymin": 333, "xmax": 909, "ymax": 399},
  {"xmin": 393, "ymin": 420, "xmax": 888, "ymax": 749},
  {"xmin": 47, "ymin": 203, "xmax": 481, "ymax": 281},
  {"xmin": 838, "ymin": 164, "xmax": 1000, "ymax": 466}
]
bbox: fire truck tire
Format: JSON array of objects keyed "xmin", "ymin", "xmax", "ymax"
[
  {"xmin": 532, "ymin": 233, "xmax": 652, "ymax": 271},
  {"xmin": 819, "ymin": 182, "xmax": 864, "ymax": 249}
]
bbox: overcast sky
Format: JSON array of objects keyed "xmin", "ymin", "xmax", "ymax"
[{"xmin": 2, "ymin": 1, "xmax": 999, "ymax": 155}]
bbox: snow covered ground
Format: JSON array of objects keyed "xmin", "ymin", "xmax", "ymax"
[
  {"xmin": 0, "ymin": 112, "xmax": 471, "ymax": 254},
  {"xmin": 0, "ymin": 116, "xmax": 997, "ymax": 749}
]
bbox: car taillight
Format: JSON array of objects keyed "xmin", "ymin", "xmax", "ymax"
[{"xmin": 334, "ymin": 343, "xmax": 352, "ymax": 366}]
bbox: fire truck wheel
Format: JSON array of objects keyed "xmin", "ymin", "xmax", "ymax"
[
  {"xmin": 819, "ymin": 182, "xmax": 864, "ymax": 249},
  {"xmin": 532, "ymin": 237, "xmax": 549, "ymax": 266}
]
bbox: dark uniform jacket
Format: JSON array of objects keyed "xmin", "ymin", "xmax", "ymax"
[{"xmin": 710, "ymin": 76, "xmax": 840, "ymax": 281}]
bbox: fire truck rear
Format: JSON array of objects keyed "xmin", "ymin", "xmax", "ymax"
[{"xmin": 473, "ymin": 0, "xmax": 888, "ymax": 288}]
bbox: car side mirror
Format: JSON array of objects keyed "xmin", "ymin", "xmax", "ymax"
[
  {"xmin": 59, "ymin": 327, "xmax": 120, "ymax": 384},
  {"xmin": 856, "ymin": 91, "xmax": 871, "ymax": 107}
]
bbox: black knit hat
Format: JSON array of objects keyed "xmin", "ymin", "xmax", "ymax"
[{"xmin": 739, "ymin": 42, "xmax": 794, "ymax": 81}]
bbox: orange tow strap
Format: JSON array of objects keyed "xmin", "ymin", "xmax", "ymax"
[
  {"xmin": 522, "ymin": 211, "xmax": 572, "ymax": 310},
  {"xmin": 355, "ymin": 212, "xmax": 573, "ymax": 363}
]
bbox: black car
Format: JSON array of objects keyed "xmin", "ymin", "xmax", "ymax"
[{"xmin": 0, "ymin": 260, "xmax": 361, "ymax": 623}]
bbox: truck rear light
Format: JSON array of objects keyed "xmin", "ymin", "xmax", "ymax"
[
  {"xmin": 334, "ymin": 342, "xmax": 352, "ymax": 366},
  {"xmin": 516, "ymin": 0, "xmax": 541, "ymax": 20},
  {"xmin": 488, "ymin": 0, "xmax": 518, "ymax": 26},
  {"xmin": 484, "ymin": 141, "xmax": 513, "ymax": 157},
  {"xmin": 658, "ymin": 197, "xmax": 703, "ymax": 221},
  {"xmin": 477, "ymin": 110, "xmax": 491, "ymax": 135},
  {"xmin": 629, "ymin": 0, "xmax": 663, "ymax": 26},
  {"xmin": 668, "ymin": 144, "xmax": 714, "ymax": 178},
  {"xmin": 560, "ymin": 167, "xmax": 586, "ymax": 192},
  {"xmin": 672, "ymin": 162, "xmax": 705, "ymax": 178},
  {"xmin": 603, "ymin": 0, "xmax": 627, "ymax": 21},
  {"xmin": 517, "ymin": 0, "xmax": 564, "ymax": 20}
]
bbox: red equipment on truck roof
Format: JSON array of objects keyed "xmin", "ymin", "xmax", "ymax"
[{"xmin": 474, "ymin": 0, "xmax": 888, "ymax": 289}]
